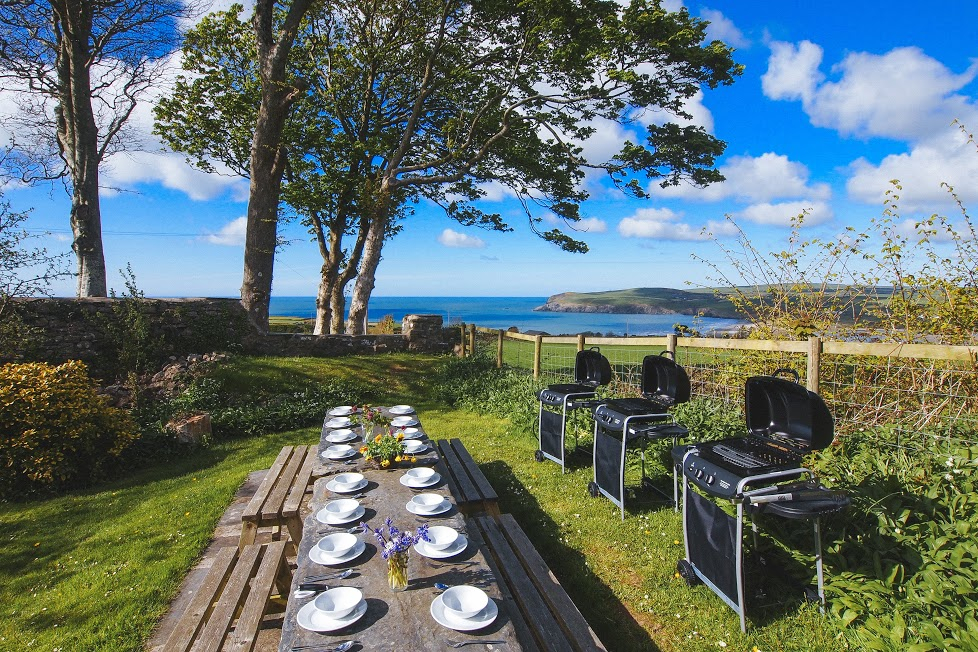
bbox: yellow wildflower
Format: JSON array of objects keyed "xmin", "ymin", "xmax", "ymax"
[
  {"xmin": 396, "ymin": 432, "xmax": 405, "ymax": 441},
  {"xmin": 381, "ymin": 459, "xmax": 390, "ymax": 468},
  {"xmin": 374, "ymin": 434, "xmax": 382, "ymax": 443},
  {"xmin": 359, "ymin": 445, "xmax": 369, "ymax": 454},
  {"xmin": 395, "ymin": 455, "xmax": 402, "ymax": 462},
  {"xmin": 411, "ymin": 456, "xmax": 417, "ymax": 463}
]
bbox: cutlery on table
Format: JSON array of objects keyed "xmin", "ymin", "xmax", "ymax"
[
  {"xmin": 304, "ymin": 569, "xmax": 354, "ymax": 582},
  {"xmin": 291, "ymin": 640, "xmax": 356, "ymax": 652},
  {"xmin": 317, "ymin": 525, "xmax": 362, "ymax": 535},
  {"xmin": 446, "ymin": 640, "xmax": 506, "ymax": 648}
]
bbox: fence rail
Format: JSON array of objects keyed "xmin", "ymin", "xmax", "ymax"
[{"xmin": 462, "ymin": 324, "xmax": 978, "ymax": 442}]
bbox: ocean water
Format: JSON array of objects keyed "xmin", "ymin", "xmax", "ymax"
[{"xmin": 269, "ymin": 296, "xmax": 745, "ymax": 336}]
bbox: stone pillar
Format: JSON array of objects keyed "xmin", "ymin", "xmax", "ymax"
[{"xmin": 401, "ymin": 314, "xmax": 445, "ymax": 352}]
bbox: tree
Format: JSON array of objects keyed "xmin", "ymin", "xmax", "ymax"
[
  {"xmin": 158, "ymin": 0, "xmax": 742, "ymax": 333},
  {"xmin": 0, "ymin": 0, "xmax": 192, "ymax": 297}
]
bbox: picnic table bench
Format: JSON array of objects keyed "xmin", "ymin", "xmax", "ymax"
[
  {"xmin": 163, "ymin": 540, "xmax": 293, "ymax": 652},
  {"xmin": 474, "ymin": 513, "xmax": 607, "ymax": 652},
  {"xmin": 436, "ymin": 438, "xmax": 500, "ymax": 517},
  {"xmin": 239, "ymin": 445, "xmax": 317, "ymax": 550}
]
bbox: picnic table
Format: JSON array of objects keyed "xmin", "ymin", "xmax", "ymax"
[{"xmin": 278, "ymin": 407, "xmax": 523, "ymax": 652}]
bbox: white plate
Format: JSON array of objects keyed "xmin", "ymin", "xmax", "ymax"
[
  {"xmin": 323, "ymin": 447, "xmax": 357, "ymax": 460},
  {"xmin": 391, "ymin": 416, "xmax": 419, "ymax": 427},
  {"xmin": 399, "ymin": 472, "xmax": 441, "ymax": 489},
  {"xmin": 309, "ymin": 539, "xmax": 366, "ymax": 566},
  {"xmin": 326, "ymin": 478, "xmax": 368, "ymax": 494},
  {"xmin": 325, "ymin": 417, "xmax": 353, "ymax": 429},
  {"xmin": 414, "ymin": 534, "xmax": 467, "ymax": 559},
  {"xmin": 390, "ymin": 405, "xmax": 415, "ymax": 415},
  {"xmin": 316, "ymin": 504, "xmax": 366, "ymax": 525},
  {"xmin": 325, "ymin": 429, "xmax": 357, "ymax": 443},
  {"xmin": 328, "ymin": 406, "xmax": 355, "ymax": 417},
  {"xmin": 401, "ymin": 427, "xmax": 423, "ymax": 440},
  {"xmin": 405, "ymin": 498, "xmax": 452, "ymax": 516},
  {"xmin": 403, "ymin": 442, "xmax": 428, "ymax": 455},
  {"xmin": 430, "ymin": 593, "xmax": 498, "ymax": 631},
  {"xmin": 297, "ymin": 598, "xmax": 368, "ymax": 632}
]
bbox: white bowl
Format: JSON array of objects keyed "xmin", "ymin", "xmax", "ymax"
[
  {"xmin": 333, "ymin": 472, "xmax": 364, "ymax": 490},
  {"xmin": 425, "ymin": 525, "xmax": 459, "ymax": 551},
  {"xmin": 403, "ymin": 440, "xmax": 426, "ymax": 454},
  {"xmin": 316, "ymin": 532, "xmax": 358, "ymax": 558},
  {"xmin": 441, "ymin": 585, "xmax": 489, "ymax": 620},
  {"xmin": 411, "ymin": 493, "xmax": 443, "ymax": 513},
  {"xmin": 324, "ymin": 498, "xmax": 359, "ymax": 520},
  {"xmin": 330, "ymin": 406, "xmax": 354, "ymax": 416},
  {"xmin": 325, "ymin": 444, "xmax": 353, "ymax": 458},
  {"xmin": 404, "ymin": 467, "xmax": 436, "ymax": 484},
  {"xmin": 313, "ymin": 586, "xmax": 362, "ymax": 619}
]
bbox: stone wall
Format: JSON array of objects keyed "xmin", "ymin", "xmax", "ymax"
[{"xmin": 4, "ymin": 299, "xmax": 450, "ymax": 379}]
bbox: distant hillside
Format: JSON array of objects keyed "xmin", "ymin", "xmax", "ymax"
[{"xmin": 535, "ymin": 288, "xmax": 741, "ymax": 319}]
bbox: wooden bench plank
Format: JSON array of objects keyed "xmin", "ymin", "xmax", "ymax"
[
  {"xmin": 477, "ymin": 516, "xmax": 569, "ymax": 652},
  {"xmin": 261, "ymin": 446, "xmax": 306, "ymax": 522},
  {"xmin": 191, "ymin": 544, "xmax": 264, "ymax": 652},
  {"xmin": 164, "ymin": 546, "xmax": 240, "ymax": 652},
  {"xmin": 226, "ymin": 540, "xmax": 291, "ymax": 652},
  {"xmin": 498, "ymin": 514, "xmax": 606, "ymax": 652},
  {"xmin": 450, "ymin": 438, "xmax": 499, "ymax": 514},
  {"xmin": 440, "ymin": 440, "xmax": 480, "ymax": 506},
  {"xmin": 241, "ymin": 447, "xmax": 293, "ymax": 522},
  {"xmin": 283, "ymin": 447, "xmax": 317, "ymax": 544}
]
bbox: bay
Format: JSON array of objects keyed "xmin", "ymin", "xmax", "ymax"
[{"xmin": 269, "ymin": 296, "xmax": 746, "ymax": 336}]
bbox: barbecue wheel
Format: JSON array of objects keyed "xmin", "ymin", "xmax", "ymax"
[
  {"xmin": 676, "ymin": 559, "xmax": 701, "ymax": 586},
  {"xmin": 587, "ymin": 481, "xmax": 600, "ymax": 498},
  {"xmin": 534, "ymin": 450, "xmax": 545, "ymax": 462}
]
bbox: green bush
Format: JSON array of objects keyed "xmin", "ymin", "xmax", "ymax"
[
  {"xmin": 430, "ymin": 355, "xmax": 541, "ymax": 433},
  {"xmin": 0, "ymin": 361, "xmax": 139, "ymax": 497}
]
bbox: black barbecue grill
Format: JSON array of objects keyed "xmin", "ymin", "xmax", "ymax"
[
  {"xmin": 672, "ymin": 368, "xmax": 849, "ymax": 632},
  {"xmin": 589, "ymin": 352, "xmax": 690, "ymax": 518},
  {"xmin": 535, "ymin": 347, "xmax": 611, "ymax": 472}
]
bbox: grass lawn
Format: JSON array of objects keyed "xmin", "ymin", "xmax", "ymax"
[{"xmin": 0, "ymin": 354, "xmax": 851, "ymax": 651}]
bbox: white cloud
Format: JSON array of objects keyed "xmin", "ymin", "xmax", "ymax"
[
  {"xmin": 737, "ymin": 200, "xmax": 833, "ymax": 227},
  {"xmin": 102, "ymin": 150, "xmax": 248, "ymax": 201},
  {"xmin": 762, "ymin": 40, "xmax": 824, "ymax": 105},
  {"xmin": 203, "ymin": 216, "xmax": 247, "ymax": 246},
  {"xmin": 650, "ymin": 152, "xmax": 830, "ymax": 203},
  {"xmin": 618, "ymin": 207, "xmax": 736, "ymax": 240},
  {"xmin": 438, "ymin": 228, "xmax": 486, "ymax": 248},
  {"xmin": 700, "ymin": 9, "xmax": 749, "ymax": 50},
  {"xmin": 570, "ymin": 217, "xmax": 608, "ymax": 233}
]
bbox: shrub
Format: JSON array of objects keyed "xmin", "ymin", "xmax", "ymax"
[{"xmin": 0, "ymin": 360, "xmax": 139, "ymax": 497}]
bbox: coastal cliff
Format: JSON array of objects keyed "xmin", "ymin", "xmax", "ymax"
[{"xmin": 534, "ymin": 288, "xmax": 741, "ymax": 319}]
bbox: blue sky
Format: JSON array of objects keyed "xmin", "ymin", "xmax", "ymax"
[{"xmin": 7, "ymin": 0, "xmax": 978, "ymax": 298}]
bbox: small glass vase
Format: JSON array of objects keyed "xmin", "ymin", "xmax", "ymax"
[{"xmin": 387, "ymin": 550, "xmax": 409, "ymax": 591}]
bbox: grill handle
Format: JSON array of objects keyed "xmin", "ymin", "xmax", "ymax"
[{"xmin": 771, "ymin": 367, "xmax": 800, "ymax": 383}]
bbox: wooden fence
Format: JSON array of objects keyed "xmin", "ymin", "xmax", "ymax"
[{"xmin": 458, "ymin": 323, "xmax": 978, "ymax": 442}]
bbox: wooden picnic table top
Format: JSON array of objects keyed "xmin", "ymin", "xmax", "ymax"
[{"xmin": 278, "ymin": 408, "xmax": 523, "ymax": 652}]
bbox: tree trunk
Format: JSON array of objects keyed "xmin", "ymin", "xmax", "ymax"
[
  {"xmin": 240, "ymin": 0, "xmax": 313, "ymax": 332},
  {"xmin": 347, "ymin": 202, "xmax": 390, "ymax": 335},
  {"xmin": 313, "ymin": 260, "xmax": 332, "ymax": 335},
  {"xmin": 329, "ymin": 286, "xmax": 346, "ymax": 334},
  {"xmin": 53, "ymin": 0, "xmax": 106, "ymax": 297}
]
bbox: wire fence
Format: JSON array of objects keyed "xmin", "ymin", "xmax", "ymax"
[{"xmin": 471, "ymin": 327, "xmax": 978, "ymax": 450}]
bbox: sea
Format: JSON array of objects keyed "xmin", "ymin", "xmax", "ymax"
[{"xmin": 269, "ymin": 296, "xmax": 746, "ymax": 337}]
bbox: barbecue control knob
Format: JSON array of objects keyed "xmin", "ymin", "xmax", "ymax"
[
  {"xmin": 695, "ymin": 469, "xmax": 704, "ymax": 479},
  {"xmin": 706, "ymin": 475, "xmax": 715, "ymax": 485}
]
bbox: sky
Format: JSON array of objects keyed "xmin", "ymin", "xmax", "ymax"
[{"xmin": 6, "ymin": 0, "xmax": 978, "ymax": 299}]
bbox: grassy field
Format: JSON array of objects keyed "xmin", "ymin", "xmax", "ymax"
[{"xmin": 0, "ymin": 354, "xmax": 851, "ymax": 651}]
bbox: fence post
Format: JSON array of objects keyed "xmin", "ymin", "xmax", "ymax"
[
  {"xmin": 496, "ymin": 329, "xmax": 504, "ymax": 368},
  {"xmin": 468, "ymin": 324, "xmax": 476, "ymax": 356},
  {"xmin": 533, "ymin": 335, "xmax": 543, "ymax": 380},
  {"xmin": 577, "ymin": 333, "xmax": 585, "ymax": 352},
  {"xmin": 667, "ymin": 333, "xmax": 678, "ymax": 356},
  {"xmin": 807, "ymin": 336, "xmax": 822, "ymax": 394},
  {"xmin": 459, "ymin": 323, "xmax": 467, "ymax": 357}
]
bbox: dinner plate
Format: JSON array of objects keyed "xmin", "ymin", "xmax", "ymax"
[
  {"xmin": 325, "ymin": 428, "xmax": 357, "ymax": 443},
  {"xmin": 402, "ymin": 441, "xmax": 428, "ymax": 455},
  {"xmin": 309, "ymin": 539, "xmax": 366, "ymax": 566},
  {"xmin": 405, "ymin": 498, "xmax": 452, "ymax": 516},
  {"xmin": 389, "ymin": 405, "xmax": 415, "ymax": 415},
  {"xmin": 430, "ymin": 593, "xmax": 498, "ymax": 631},
  {"xmin": 297, "ymin": 598, "xmax": 368, "ymax": 632},
  {"xmin": 323, "ymin": 447, "xmax": 357, "ymax": 460},
  {"xmin": 414, "ymin": 534, "xmax": 467, "ymax": 559},
  {"xmin": 401, "ymin": 427, "xmax": 423, "ymax": 440},
  {"xmin": 328, "ymin": 406, "xmax": 356, "ymax": 417},
  {"xmin": 399, "ymin": 472, "xmax": 441, "ymax": 489},
  {"xmin": 391, "ymin": 416, "xmax": 419, "ymax": 427},
  {"xmin": 324, "ymin": 417, "xmax": 353, "ymax": 429},
  {"xmin": 316, "ymin": 504, "xmax": 366, "ymax": 525},
  {"xmin": 326, "ymin": 478, "xmax": 368, "ymax": 494}
]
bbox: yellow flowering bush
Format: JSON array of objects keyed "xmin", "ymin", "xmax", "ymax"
[{"xmin": 0, "ymin": 361, "xmax": 139, "ymax": 497}]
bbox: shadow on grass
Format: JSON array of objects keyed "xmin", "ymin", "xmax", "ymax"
[{"xmin": 482, "ymin": 459, "xmax": 661, "ymax": 652}]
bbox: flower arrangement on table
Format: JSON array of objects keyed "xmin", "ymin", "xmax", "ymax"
[
  {"xmin": 359, "ymin": 430, "xmax": 417, "ymax": 468},
  {"xmin": 351, "ymin": 404, "xmax": 392, "ymax": 430},
  {"xmin": 364, "ymin": 518, "xmax": 431, "ymax": 591}
]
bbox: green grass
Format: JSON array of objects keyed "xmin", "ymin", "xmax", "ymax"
[{"xmin": 0, "ymin": 354, "xmax": 851, "ymax": 651}]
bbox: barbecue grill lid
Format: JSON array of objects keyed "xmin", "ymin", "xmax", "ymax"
[
  {"xmin": 745, "ymin": 369, "xmax": 834, "ymax": 452},
  {"xmin": 574, "ymin": 347, "xmax": 612, "ymax": 387},
  {"xmin": 640, "ymin": 352, "xmax": 691, "ymax": 406}
]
